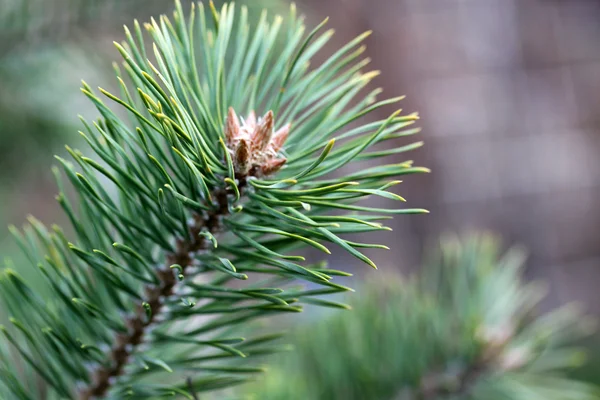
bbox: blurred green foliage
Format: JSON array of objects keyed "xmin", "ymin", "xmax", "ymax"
[{"xmin": 242, "ymin": 235, "xmax": 599, "ymax": 399}]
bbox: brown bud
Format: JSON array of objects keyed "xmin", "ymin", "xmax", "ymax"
[
  {"xmin": 245, "ymin": 110, "xmax": 257, "ymax": 129},
  {"xmin": 270, "ymin": 123, "xmax": 290, "ymax": 152},
  {"xmin": 234, "ymin": 139, "xmax": 251, "ymax": 175},
  {"xmin": 261, "ymin": 157, "xmax": 286, "ymax": 176},
  {"xmin": 225, "ymin": 107, "xmax": 240, "ymax": 146},
  {"xmin": 252, "ymin": 110, "xmax": 274, "ymax": 152}
]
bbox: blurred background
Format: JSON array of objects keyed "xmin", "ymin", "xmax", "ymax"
[
  {"xmin": 301, "ymin": 0, "xmax": 600, "ymax": 314},
  {"xmin": 1, "ymin": 0, "xmax": 599, "ymax": 380}
]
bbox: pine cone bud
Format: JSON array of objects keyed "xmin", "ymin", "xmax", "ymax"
[
  {"xmin": 225, "ymin": 107, "xmax": 240, "ymax": 146},
  {"xmin": 245, "ymin": 110, "xmax": 257, "ymax": 128},
  {"xmin": 270, "ymin": 123, "xmax": 290, "ymax": 153},
  {"xmin": 234, "ymin": 139, "xmax": 251, "ymax": 175},
  {"xmin": 252, "ymin": 110, "xmax": 274, "ymax": 152},
  {"xmin": 224, "ymin": 108, "xmax": 289, "ymax": 177},
  {"xmin": 261, "ymin": 157, "xmax": 286, "ymax": 176}
]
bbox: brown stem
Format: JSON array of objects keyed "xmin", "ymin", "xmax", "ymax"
[{"xmin": 78, "ymin": 184, "xmax": 239, "ymax": 399}]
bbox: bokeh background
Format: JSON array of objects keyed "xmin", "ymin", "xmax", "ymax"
[
  {"xmin": 1, "ymin": 0, "xmax": 599, "ymax": 380},
  {"xmin": 301, "ymin": 0, "xmax": 600, "ymax": 314}
]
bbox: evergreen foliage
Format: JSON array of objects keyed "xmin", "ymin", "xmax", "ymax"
[
  {"xmin": 0, "ymin": 1, "xmax": 427, "ymax": 398},
  {"xmin": 244, "ymin": 235, "xmax": 598, "ymax": 400}
]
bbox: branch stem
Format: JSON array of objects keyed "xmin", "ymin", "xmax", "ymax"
[{"xmin": 78, "ymin": 184, "xmax": 240, "ymax": 399}]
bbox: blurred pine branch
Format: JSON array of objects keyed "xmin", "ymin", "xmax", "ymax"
[{"xmin": 243, "ymin": 234, "xmax": 599, "ymax": 400}]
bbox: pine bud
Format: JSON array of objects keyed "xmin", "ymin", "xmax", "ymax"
[
  {"xmin": 270, "ymin": 123, "xmax": 290, "ymax": 153},
  {"xmin": 234, "ymin": 139, "xmax": 251, "ymax": 175},
  {"xmin": 261, "ymin": 157, "xmax": 286, "ymax": 176},
  {"xmin": 245, "ymin": 110, "xmax": 257, "ymax": 128},
  {"xmin": 225, "ymin": 107, "xmax": 240, "ymax": 146},
  {"xmin": 224, "ymin": 108, "xmax": 289, "ymax": 177},
  {"xmin": 252, "ymin": 110, "xmax": 274, "ymax": 152}
]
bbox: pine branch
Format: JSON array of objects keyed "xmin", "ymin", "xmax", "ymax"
[
  {"xmin": 0, "ymin": 1, "xmax": 428, "ymax": 398},
  {"xmin": 83, "ymin": 117, "xmax": 281, "ymax": 396},
  {"xmin": 80, "ymin": 183, "xmax": 237, "ymax": 399},
  {"xmin": 244, "ymin": 235, "xmax": 599, "ymax": 400}
]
